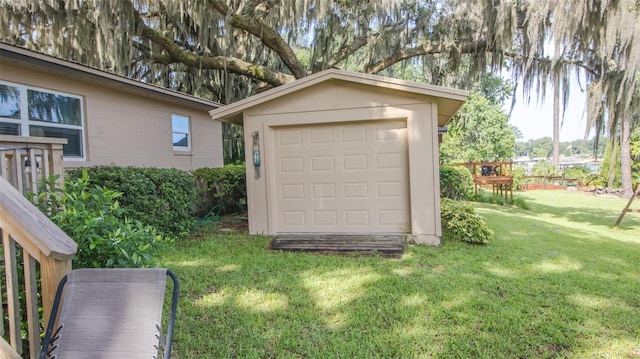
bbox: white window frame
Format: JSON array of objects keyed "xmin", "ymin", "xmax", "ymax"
[
  {"xmin": 0, "ymin": 80, "xmax": 86, "ymax": 161},
  {"xmin": 171, "ymin": 114, "xmax": 191, "ymax": 151}
]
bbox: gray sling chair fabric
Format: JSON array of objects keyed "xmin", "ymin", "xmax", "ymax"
[{"xmin": 40, "ymin": 268, "xmax": 179, "ymax": 359}]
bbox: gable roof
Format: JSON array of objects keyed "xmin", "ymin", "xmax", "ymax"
[
  {"xmin": 209, "ymin": 68, "xmax": 469, "ymax": 126},
  {"xmin": 0, "ymin": 42, "xmax": 221, "ymax": 111}
]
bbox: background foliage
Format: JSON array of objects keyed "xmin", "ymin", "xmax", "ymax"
[
  {"xmin": 440, "ymin": 92, "xmax": 516, "ymax": 164},
  {"xmin": 192, "ymin": 164, "xmax": 247, "ymax": 216},
  {"xmin": 515, "ymin": 137, "xmax": 605, "ymax": 159},
  {"xmin": 439, "ymin": 166, "xmax": 474, "ymax": 201}
]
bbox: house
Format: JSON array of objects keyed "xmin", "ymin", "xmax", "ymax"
[
  {"xmin": 209, "ymin": 69, "xmax": 468, "ymax": 245},
  {"xmin": 0, "ymin": 43, "xmax": 223, "ymax": 171}
]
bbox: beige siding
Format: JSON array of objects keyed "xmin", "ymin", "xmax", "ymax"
[
  {"xmin": 251, "ymin": 81, "xmax": 426, "ymax": 116},
  {"xmin": 1, "ymin": 63, "xmax": 222, "ymax": 171},
  {"xmin": 241, "ymin": 83, "xmax": 441, "ymax": 243}
]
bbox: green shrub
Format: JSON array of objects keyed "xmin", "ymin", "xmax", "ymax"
[
  {"xmin": 32, "ymin": 171, "xmax": 169, "ymax": 268},
  {"xmin": 440, "ymin": 166, "xmax": 474, "ymax": 200},
  {"xmin": 510, "ymin": 196, "xmax": 531, "ymax": 210},
  {"xmin": 475, "ymin": 190, "xmax": 507, "ymax": 206},
  {"xmin": 562, "ymin": 165, "xmax": 592, "ymax": 180},
  {"xmin": 192, "ymin": 165, "xmax": 247, "ymax": 215},
  {"xmin": 68, "ymin": 166, "xmax": 196, "ymax": 240},
  {"xmin": 562, "ymin": 165, "xmax": 597, "ymax": 188},
  {"xmin": 474, "ymin": 189, "xmax": 530, "ymax": 209},
  {"xmin": 512, "ymin": 166, "xmax": 526, "ymax": 190},
  {"xmin": 440, "ymin": 198, "xmax": 493, "ymax": 244},
  {"xmin": 533, "ymin": 160, "xmax": 555, "ymax": 176},
  {"xmin": 584, "ymin": 172, "xmax": 606, "ymax": 187}
]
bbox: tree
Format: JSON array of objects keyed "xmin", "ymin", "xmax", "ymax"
[
  {"xmin": 631, "ymin": 128, "xmax": 640, "ymax": 188},
  {"xmin": 552, "ymin": 76, "xmax": 561, "ymax": 171},
  {"xmin": 531, "ymin": 137, "xmax": 554, "ymax": 159},
  {"xmin": 440, "ymin": 93, "xmax": 515, "ymax": 163},
  {"xmin": 1, "ymin": 0, "xmax": 638, "ymax": 186},
  {"xmin": 601, "ymin": 139, "xmax": 622, "ymax": 188}
]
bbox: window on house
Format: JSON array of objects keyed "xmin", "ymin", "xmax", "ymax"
[
  {"xmin": 0, "ymin": 84, "xmax": 21, "ymax": 135},
  {"xmin": 172, "ymin": 114, "xmax": 190, "ymax": 150},
  {"xmin": 0, "ymin": 81, "xmax": 85, "ymax": 158}
]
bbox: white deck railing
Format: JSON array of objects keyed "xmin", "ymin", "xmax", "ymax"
[
  {"xmin": 0, "ymin": 136, "xmax": 76, "ymax": 358},
  {"xmin": 0, "ymin": 135, "xmax": 66, "ymax": 197}
]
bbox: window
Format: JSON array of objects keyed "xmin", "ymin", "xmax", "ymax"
[
  {"xmin": 172, "ymin": 114, "xmax": 190, "ymax": 150},
  {"xmin": 0, "ymin": 81, "xmax": 85, "ymax": 159}
]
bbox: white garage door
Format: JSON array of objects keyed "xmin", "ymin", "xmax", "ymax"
[{"xmin": 272, "ymin": 119, "xmax": 410, "ymax": 233}]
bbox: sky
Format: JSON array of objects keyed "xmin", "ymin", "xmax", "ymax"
[{"xmin": 504, "ymin": 73, "xmax": 593, "ymax": 143}]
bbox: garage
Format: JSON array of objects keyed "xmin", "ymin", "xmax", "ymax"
[
  {"xmin": 272, "ymin": 119, "xmax": 409, "ymax": 233},
  {"xmin": 209, "ymin": 69, "xmax": 468, "ymax": 245}
]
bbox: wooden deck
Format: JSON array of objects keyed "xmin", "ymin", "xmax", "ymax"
[
  {"xmin": 451, "ymin": 161, "xmax": 514, "ymax": 200},
  {"xmin": 270, "ymin": 234, "xmax": 405, "ymax": 254}
]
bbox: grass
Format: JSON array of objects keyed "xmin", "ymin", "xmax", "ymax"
[{"xmin": 160, "ymin": 191, "xmax": 640, "ymax": 358}]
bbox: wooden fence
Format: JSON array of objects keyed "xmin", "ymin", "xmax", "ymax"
[{"xmin": 520, "ymin": 176, "xmax": 580, "ymax": 191}]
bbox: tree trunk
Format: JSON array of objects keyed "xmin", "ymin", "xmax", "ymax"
[
  {"xmin": 605, "ymin": 108, "xmax": 617, "ymax": 187},
  {"xmin": 552, "ymin": 79, "xmax": 560, "ymax": 173},
  {"xmin": 620, "ymin": 115, "xmax": 633, "ymax": 198}
]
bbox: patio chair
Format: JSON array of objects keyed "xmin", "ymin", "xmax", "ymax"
[{"xmin": 40, "ymin": 268, "xmax": 179, "ymax": 359}]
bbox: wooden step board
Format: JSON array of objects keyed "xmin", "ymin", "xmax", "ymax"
[{"xmin": 270, "ymin": 234, "xmax": 405, "ymax": 254}]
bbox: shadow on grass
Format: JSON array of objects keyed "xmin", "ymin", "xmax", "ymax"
[
  {"xmin": 162, "ymin": 204, "xmax": 640, "ymax": 358},
  {"xmin": 517, "ymin": 190, "xmax": 640, "ymax": 232}
]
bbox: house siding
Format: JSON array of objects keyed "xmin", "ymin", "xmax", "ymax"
[{"xmin": 0, "ymin": 62, "xmax": 222, "ymax": 171}]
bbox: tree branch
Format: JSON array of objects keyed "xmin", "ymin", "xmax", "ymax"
[
  {"xmin": 501, "ymin": 51, "xmax": 599, "ymax": 77},
  {"xmin": 207, "ymin": 0, "xmax": 307, "ymax": 79},
  {"xmin": 363, "ymin": 40, "xmax": 489, "ymax": 73},
  {"xmin": 325, "ymin": 35, "xmax": 372, "ymax": 70},
  {"xmin": 324, "ymin": 20, "xmax": 410, "ymax": 71},
  {"xmin": 132, "ymin": 9, "xmax": 295, "ymax": 86},
  {"xmin": 364, "ymin": 39, "xmax": 598, "ymax": 77}
]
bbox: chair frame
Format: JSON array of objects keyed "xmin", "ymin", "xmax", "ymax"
[{"xmin": 40, "ymin": 269, "xmax": 179, "ymax": 359}]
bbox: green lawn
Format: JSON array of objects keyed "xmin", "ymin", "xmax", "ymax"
[{"xmin": 161, "ymin": 191, "xmax": 640, "ymax": 358}]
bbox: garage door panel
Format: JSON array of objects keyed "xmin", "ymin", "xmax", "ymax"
[
  {"xmin": 343, "ymin": 126, "xmax": 367, "ymax": 142},
  {"xmin": 313, "ymin": 210, "xmax": 338, "ymax": 226},
  {"xmin": 375, "ymin": 152, "xmax": 404, "ymax": 169},
  {"xmin": 344, "ymin": 210, "xmax": 370, "ymax": 226},
  {"xmin": 310, "ymin": 127, "xmax": 334, "ymax": 144},
  {"xmin": 273, "ymin": 120, "xmax": 409, "ymax": 233},
  {"xmin": 282, "ymin": 210, "xmax": 306, "ymax": 226},
  {"xmin": 342, "ymin": 154, "xmax": 368, "ymax": 170},
  {"xmin": 281, "ymin": 183, "xmax": 305, "ymax": 199},
  {"xmin": 344, "ymin": 181, "xmax": 369, "ymax": 198},
  {"xmin": 311, "ymin": 183, "xmax": 336, "ymax": 199},
  {"xmin": 377, "ymin": 181, "xmax": 404, "ymax": 198},
  {"xmin": 279, "ymin": 156, "xmax": 304, "ymax": 173},
  {"xmin": 277, "ymin": 126, "xmax": 304, "ymax": 142},
  {"xmin": 378, "ymin": 210, "xmax": 405, "ymax": 226},
  {"xmin": 278, "ymin": 179, "xmax": 408, "ymax": 201},
  {"xmin": 310, "ymin": 156, "xmax": 336, "ymax": 172}
]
